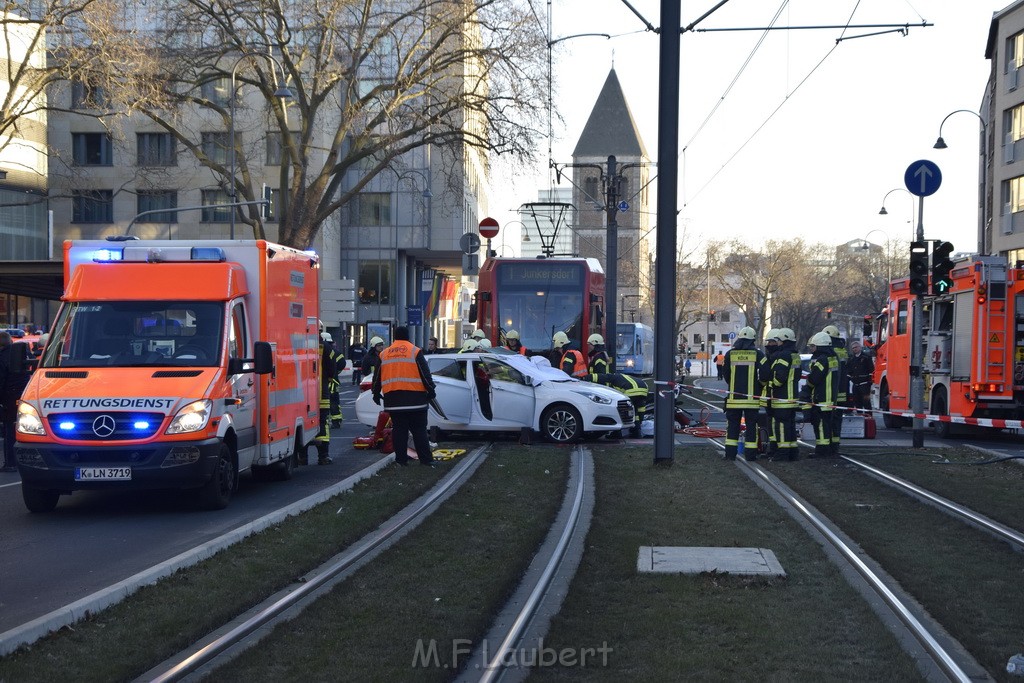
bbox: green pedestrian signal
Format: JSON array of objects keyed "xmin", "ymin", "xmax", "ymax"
[{"xmin": 930, "ymin": 241, "xmax": 955, "ymax": 295}]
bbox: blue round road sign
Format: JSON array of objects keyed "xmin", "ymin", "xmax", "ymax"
[{"xmin": 904, "ymin": 159, "xmax": 942, "ymax": 197}]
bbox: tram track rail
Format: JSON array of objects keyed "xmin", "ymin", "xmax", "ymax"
[{"xmin": 142, "ymin": 445, "xmax": 491, "ymax": 682}]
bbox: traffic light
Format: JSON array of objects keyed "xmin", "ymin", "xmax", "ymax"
[
  {"xmin": 862, "ymin": 315, "xmax": 872, "ymax": 337},
  {"xmin": 908, "ymin": 241, "xmax": 929, "ymax": 295},
  {"xmin": 709, "ymin": 310, "xmax": 716, "ymax": 322},
  {"xmin": 977, "ymin": 283, "xmax": 987, "ymax": 304},
  {"xmin": 825, "ymin": 307, "xmax": 833, "ymax": 319},
  {"xmin": 931, "ymin": 240, "xmax": 955, "ymax": 295}
]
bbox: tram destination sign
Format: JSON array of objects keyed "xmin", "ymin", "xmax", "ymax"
[{"xmin": 497, "ymin": 262, "xmax": 583, "ymax": 287}]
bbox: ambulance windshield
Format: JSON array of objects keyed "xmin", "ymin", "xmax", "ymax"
[{"xmin": 41, "ymin": 301, "xmax": 224, "ymax": 368}]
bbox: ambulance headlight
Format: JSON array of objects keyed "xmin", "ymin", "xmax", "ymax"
[
  {"xmin": 166, "ymin": 400, "xmax": 212, "ymax": 434},
  {"xmin": 16, "ymin": 403, "xmax": 45, "ymax": 435}
]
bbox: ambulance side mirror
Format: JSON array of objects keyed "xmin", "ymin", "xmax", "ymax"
[{"xmin": 252, "ymin": 341, "xmax": 274, "ymax": 375}]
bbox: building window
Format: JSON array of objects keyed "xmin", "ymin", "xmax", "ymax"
[
  {"xmin": 353, "ymin": 192, "xmax": 392, "ymax": 226},
  {"xmin": 72, "ymin": 133, "xmax": 113, "ymax": 166},
  {"xmin": 719, "ymin": 311, "xmax": 730, "ymax": 323},
  {"xmin": 72, "ymin": 190, "xmax": 114, "ymax": 223},
  {"xmin": 201, "ymin": 132, "xmax": 230, "ymax": 165},
  {"xmin": 137, "ymin": 133, "xmax": 176, "ymax": 166},
  {"xmin": 358, "ymin": 260, "xmax": 392, "ymax": 304},
  {"xmin": 71, "ymin": 79, "xmax": 108, "ymax": 109},
  {"xmin": 266, "ymin": 132, "xmax": 283, "ymax": 165},
  {"xmin": 201, "ymin": 76, "xmax": 232, "ymax": 106},
  {"xmin": 1005, "ymin": 176, "xmax": 1024, "ymax": 213},
  {"xmin": 583, "ymin": 176, "xmax": 600, "ymax": 206},
  {"xmin": 201, "ymin": 189, "xmax": 232, "ymax": 222},
  {"xmin": 136, "ymin": 191, "xmax": 178, "ymax": 223}
]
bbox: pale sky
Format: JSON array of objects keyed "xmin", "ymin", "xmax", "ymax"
[{"xmin": 490, "ymin": 0, "xmax": 1006, "ymax": 260}]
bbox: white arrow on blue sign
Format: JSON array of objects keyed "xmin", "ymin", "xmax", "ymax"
[{"xmin": 904, "ymin": 159, "xmax": 942, "ymax": 197}]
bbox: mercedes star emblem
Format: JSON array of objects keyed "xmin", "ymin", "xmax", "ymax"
[{"xmin": 92, "ymin": 414, "xmax": 117, "ymax": 438}]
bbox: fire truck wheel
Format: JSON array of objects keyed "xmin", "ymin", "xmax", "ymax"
[
  {"xmin": 880, "ymin": 384, "xmax": 900, "ymax": 429},
  {"xmin": 22, "ymin": 484, "xmax": 60, "ymax": 513},
  {"xmin": 930, "ymin": 390, "xmax": 951, "ymax": 439},
  {"xmin": 274, "ymin": 437, "xmax": 299, "ymax": 481},
  {"xmin": 198, "ymin": 443, "xmax": 237, "ymax": 510},
  {"xmin": 541, "ymin": 404, "xmax": 582, "ymax": 443}
]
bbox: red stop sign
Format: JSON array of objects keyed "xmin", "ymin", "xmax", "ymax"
[{"xmin": 478, "ymin": 216, "xmax": 499, "ymax": 239}]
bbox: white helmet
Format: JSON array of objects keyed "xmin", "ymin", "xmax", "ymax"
[
  {"xmin": 779, "ymin": 328, "xmax": 796, "ymax": 343},
  {"xmin": 320, "ymin": 332, "xmax": 333, "ymax": 343},
  {"xmin": 809, "ymin": 332, "xmax": 832, "ymax": 347},
  {"xmin": 552, "ymin": 331, "xmax": 570, "ymax": 348},
  {"xmin": 472, "ymin": 329, "xmax": 486, "ymax": 339},
  {"xmin": 506, "ymin": 329, "xmax": 520, "ymax": 340},
  {"xmin": 587, "ymin": 333, "xmax": 604, "ymax": 345},
  {"xmin": 737, "ymin": 326, "xmax": 756, "ymax": 340},
  {"xmin": 478, "ymin": 339, "xmax": 492, "ymax": 349},
  {"xmin": 461, "ymin": 338, "xmax": 479, "ymax": 352},
  {"xmin": 764, "ymin": 329, "xmax": 781, "ymax": 342},
  {"xmin": 369, "ymin": 336, "xmax": 384, "ymax": 348},
  {"xmin": 823, "ymin": 324, "xmax": 840, "ymax": 338}
]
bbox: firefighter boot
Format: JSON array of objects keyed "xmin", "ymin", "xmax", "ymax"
[{"xmin": 316, "ymin": 443, "xmax": 332, "ymax": 466}]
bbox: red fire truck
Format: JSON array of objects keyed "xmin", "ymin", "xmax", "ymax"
[{"xmin": 871, "ymin": 255, "xmax": 1024, "ymax": 436}]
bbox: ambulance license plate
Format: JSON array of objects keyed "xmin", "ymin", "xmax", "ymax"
[{"xmin": 75, "ymin": 467, "xmax": 132, "ymax": 481}]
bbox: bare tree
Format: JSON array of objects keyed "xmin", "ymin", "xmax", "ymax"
[{"xmin": 72, "ymin": 0, "xmax": 548, "ymax": 248}]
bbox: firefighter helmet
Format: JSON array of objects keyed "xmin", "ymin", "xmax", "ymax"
[
  {"xmin": 779, "ymin": 328, "xmax": 796, "ymax": 342},
  {"xmin": 320, "ymin": 332, "xmax": 333, "ymax": 343},
  {"xmin": 587, "ymin": 333, "xmax": 604, "ymax": 345},
  {"xmin": 737, "ymin": 326, "xmax": 756, "ymax": 340},
  {"xmin": 764, "ymin": 329, "xmax": 781, "ymax": 342},
  {"xmin": 369, "ymin": 336, "xmax": 385, "ymax": 348},
  {"xmin": 809, "ymin": 332, "xmax": 832, "ymax": 347},
  {"xmin": 823, "ymin": 324, "xmax": 840, "ymax": 338},
  {"xmin": 461, "ymin": 338, "xmax": 479, "ymax": 352},
  {"xmin": 552, "ymin": 331, "xmax": 570, "ymax": 348},
  {"xmin": 506, "ymin": 329, "xmax": 520, "ymax": 340},
  {"xmin": 478, "ymin": 339, "xmax": 492, "ymax": 349},
  {"xmin": 472, "ymin": 329, "xmax": 486, "ymax": 339}
]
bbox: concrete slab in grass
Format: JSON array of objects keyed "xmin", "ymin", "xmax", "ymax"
[{"xmin": 637, "ymin": 546, "xmax": 786, "ymax": 577}]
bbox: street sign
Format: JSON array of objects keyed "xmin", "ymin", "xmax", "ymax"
[
  {"xmin": 407, "ymin": 306, "xmax": 423, "ymax": 326},
  {"xmin": 728, "ymin": 331, "xmax": 736, "ymax": 340},
  {"xmin": 321, "ymin": 278, "xmax": 356, "ymax": 324},
  {"xmin": 479, "ymin": 216, "xmax": 499, "ymax": 239},
  {"xmin": 463, "ymin": 252, "xmax": 479, "ymax": 275},
  {"xmin": 618, "ymin": 200, "xmax": 630, "ymax": 212},
  {"xmin": 321, "ymin": 300, "xmax": 355, "ymax": 314},
  {"xmin": 904, "ymin": 159, "xmax": 942, "ymax": 197},
  {"xmin": 459, "ymin": 232, "xmax": 481, "ymax": 255}
]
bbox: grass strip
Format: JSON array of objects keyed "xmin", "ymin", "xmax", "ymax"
[
  {"xmin": 533, "ymin": 446, "xmax": 922, "ymax": 681},
  {"xmin": 208, "ymin": 445, "xmax": 570, "ymax": 682},
  {"xmin": 768, "ymin": 454, "xmax": 1024, "ymax": 678},
  {"xmin": 838, "ymin": 445, "xmax": 1024, "ymax": 530},
  {"xmin": 0, "ymin": 457, "xmax": 452, "ymax": 683}
]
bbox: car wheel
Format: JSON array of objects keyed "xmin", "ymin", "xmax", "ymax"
[
  {"xmin": 274, "ymin": 433, "xmax": 299, "ymax": 481},
  {"xmin": 931, "ymin": 389, "xmax": 951, "ymax": 439},
  {"xmin": 197, "ymin": 443, "xmax": 236, "ymax": 510},
  {"xmin": 22, "ymin": 484, "xmax": 60, "ymax": 513},
  {"xmin": 541, "ymin": 404, "xmax": 583, "ymax": 443}
]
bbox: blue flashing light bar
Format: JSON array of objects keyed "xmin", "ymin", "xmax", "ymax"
[
  {"xmin": 190, "ymin": 247, "xmax": 226, "ymax": 262},
  {"xmin": 132, "ymin": 420, "xmax": 151, "ymax": 431},
  {"xmin": 93, "ymin": 249, "xmax": 125, "ymax": 262},
  {"xmin": 58, "ymin": 421, "xmax": 76, "ymax": 431}
]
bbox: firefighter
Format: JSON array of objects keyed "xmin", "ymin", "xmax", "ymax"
[
  {"xmin": 759, "ymin": 329, "xmax": 782, "ymax": 455},
  {"xmin": 504, "ymin": 329, "xmax": 527, "ymax": 355},
  {"xmin": 471, "ymin": 329, "xmax": 487, "ymax": 342},
  {"xmin": 321, "ymin": 331, "xmax": 344, "ymax": 428},
  {"xmin": 459, "ymin": 338, "xmax": 479, "ymax": 353},
  {"xmin": 722, "ymin": 326, "xmax": 764, "ymax": 460},
  {"xmin": 768, "ymin": 328, "xmax": 802, "ymax": 461},
  {"xmin": 801, "ymin": 331, "xmax": 838, "ymax": 457},
  {"xmin": 552, "ymin": 331, "xmax": 587, "ymax": 377},
  {"xmin": 585, "ymin": 372, "xmax": 648, "ymax": 437},
  {"xmin": 361, "ymin": 336, "xmax": 385, "ymax": 378},
  {"xmin": 478, "ymin": 339, "xmax": 492, "ymax": 350},
  {"xmin": 824, "ymin": 324, "xmax": 848, "ymax": 454},
  {"xmin": 587, "ymin": 333, "xmax": 611, "ymax": 374},
  {"xmin": 314, "ymin": 331, "xmax": 338, "ymax": 465}
]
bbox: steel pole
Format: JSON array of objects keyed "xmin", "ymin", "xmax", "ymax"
[
  {"xmin": 910, "ymin": 195, "xmax": 926, "ymax": 447},
  {"xmin": 229, "ymin": 73, "xmax": 237, "ymax": 239},
  {"xmin": 605, "ymin": 155, "xmax": 617, "ymax": 363}
]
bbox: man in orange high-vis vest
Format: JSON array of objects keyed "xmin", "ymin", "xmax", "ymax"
[
  {"xmin": 372, "ymin": 326, "xmax": 437, "ymax": 467},
  {"xmin": 552, "ymin": 331, "xmax": 587, "ymax": 377}
]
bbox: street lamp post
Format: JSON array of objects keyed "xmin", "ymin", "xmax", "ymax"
[
  {"xmin": 878, "ymin": 187, "xmax": 915, "ymax": 241},
  {"xmin": 858, "ymin": 228, "xmax": 893, "ymax": 282},
  {"xmin": 933, "ymin": 109, "xmax": 988, "ymax": 254},
  {"xmin": 228, "ymin": 53, "xmax": 292, "ymax": 239}
]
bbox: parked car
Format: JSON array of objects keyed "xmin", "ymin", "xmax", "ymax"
[{"xmin": 354, "ymin": 352, "xmax": 634, "ymax": 443}]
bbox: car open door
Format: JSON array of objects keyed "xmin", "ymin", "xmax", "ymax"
[
  {"xmin": 426, "ymin": 356, "xmax": 473, "ymax": 424},
  {"xmin": 482, "ymin": 358, "xmax": 535, "ymax": 427}
]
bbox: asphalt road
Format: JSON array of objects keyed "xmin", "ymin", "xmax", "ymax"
[{"xmin": 0, "ymin": 383, "xmax": 382, "ymax": 634}]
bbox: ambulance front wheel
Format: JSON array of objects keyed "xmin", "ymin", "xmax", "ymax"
[
  {"xmin": 197, "ymin": 443, "xmax": 237, "ymax": 510},
  {"xmin": 22, "ymin": 484, "xmax": 60, "ymax": 513}
]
